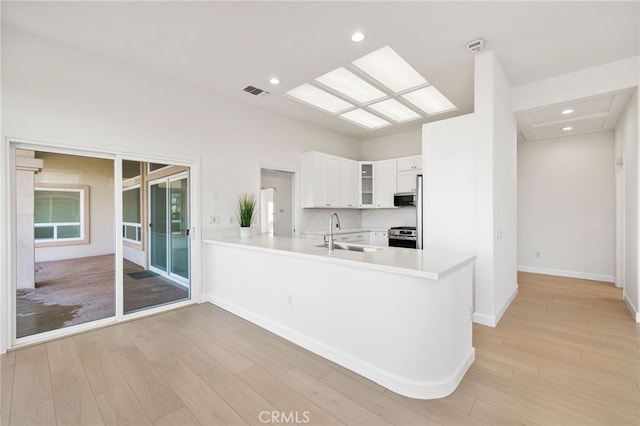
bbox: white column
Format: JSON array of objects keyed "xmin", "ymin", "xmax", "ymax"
[{"xmin": 15, "ymin": 149, "xmax": 43, "ymax": 289}]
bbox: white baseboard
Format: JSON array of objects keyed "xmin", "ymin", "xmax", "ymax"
[
  {"xmin": 472, "ymin": 284, "xmax": 518, "ymax": 328},
  {"xmin": 518, "ymin": 265, "xmax": 614, "ymax": 283},
  {"xmin": 202, "ymin": 293, "xmax": 475, "ymax": 399},
  {"xmin": 622, "ymin": 291, "xmax": 640, "ymax": 323},
  {"xmin": 472, "ymin": 312, "xmax": 496, "ymax": 327}
]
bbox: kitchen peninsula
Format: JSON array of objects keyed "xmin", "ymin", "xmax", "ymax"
[{"xmin": 204, "ymin": 236, "xmax": 475, "ymax": 399}]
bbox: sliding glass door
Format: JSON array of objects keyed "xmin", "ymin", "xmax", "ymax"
[
  {"xmin": 149, "ymin": 173, "xmax": 189, "ymax": 283},
  {"xmin": 11, "ymin": 144, "xmax": 196, "ymax": 345},
  {"xmin": 150, "ymin": 180, "xmax": 168, "ymax": 273},
  {"xmin": 123, "ymin": 165, "xmax": 190, "ymax": 315}
]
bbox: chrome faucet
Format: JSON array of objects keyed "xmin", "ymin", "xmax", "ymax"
[{"xmin": 328, "ymin": 212, "xmax": 341, "ymax": 250}]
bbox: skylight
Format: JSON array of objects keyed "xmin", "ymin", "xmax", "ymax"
[
  {"xmin": 368, "ymin": 98, "xmax": 421, "ymax": 123},
  {"xmin": 339, "ymin": 109, "xmax": 391, "ymax": 130},
  {"xmin": 352, "ymin": 46, "xmax": 428, "ymax": 93},
  {"xmin": 315, "ymin": 67, "xmax": 386, "ymax": 104},
  {"xmin": 402, "ymin": 86, "xmax": 457, "ymax": 115},
  {"xmin": 285, "ymin": 45, "xmax": 456, "ymax": 130},
  {"xmin": 286, "ymin": 83, "xmax": 354, "ymax": 114}
]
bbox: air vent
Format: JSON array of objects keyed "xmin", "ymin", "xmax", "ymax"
[
  {"xmin": 466, "ymin": 38, "xmax": 484, "ymax": 54},
  {"xmin": 243, "ymin": 85, "xmax": 269, "ymax": 96}
]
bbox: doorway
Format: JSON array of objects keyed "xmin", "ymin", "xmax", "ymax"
[{"xmin": 260, "ymin": 169, "xmax": 294, "ymax": 237}]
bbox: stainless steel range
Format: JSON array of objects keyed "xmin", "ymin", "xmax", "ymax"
[{"xmin": 387, "ymin": 226, "xmax": 417, "ymax": 249}]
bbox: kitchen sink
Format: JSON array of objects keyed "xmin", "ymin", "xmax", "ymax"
[{"xmin": 314, "ymin": 242, "xmax": 382, "ymax": 252}]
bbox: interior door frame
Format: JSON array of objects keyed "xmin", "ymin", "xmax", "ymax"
[
  {"xmin": 147, "ymin": 171, "xmax": 190, "ymax": 288},
  {"xmin": 258, "ymin": 165, "xmax": 298, "ymax": 238},
  {"xmin": 1, "ymin": 136, "xmax": 200, "ymax": 352}
]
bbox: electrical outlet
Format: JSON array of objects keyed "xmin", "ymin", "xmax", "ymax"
[
  {"xmin": 536, "ymin": 251, "xmax": 541, "ymax": 258},
  {"xmin": 229, "ymin": 217, "xmax": 234, "ymax": 224},
  {"xmin": 287, "ymin": 295, "xmax": 294, "ymax": 308},
  {"xmin": 209, "ymin": 216, "xmax": 215, "ymax": 224}
]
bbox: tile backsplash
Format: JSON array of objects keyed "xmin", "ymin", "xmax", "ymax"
[
  {"xmin": 301, "ymin": 209, "xmax": 361, "ymax": 232},
  {"xmin": 361, "ymin": 207, "xmax": 416, "ymax": 230},
  {"xmin": 301, "ymin": 207, "xmax": 416, "ymax": 233}
]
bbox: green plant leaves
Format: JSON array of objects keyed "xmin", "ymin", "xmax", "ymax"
[{"xmin": 237, "ymin": 193, "xmax": 256, "ymax": 227}]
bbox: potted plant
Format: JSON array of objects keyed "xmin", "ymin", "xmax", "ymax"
[{"xmin": 236, "ymin": 193, "xmax": 256, "ymax": 238}]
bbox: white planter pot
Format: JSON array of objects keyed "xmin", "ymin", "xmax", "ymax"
[{"xmin": 240, "ymin": 227, "xmax": 251, "ymax": 238}]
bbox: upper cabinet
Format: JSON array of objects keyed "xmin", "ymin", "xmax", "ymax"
[
  {"xmin": 339, "ymin": 158, "xmax": 359, "ymax": 208},
  {"xmin": 396, "ymin": 155, "xmax": 423, "ymax": 193},
  {"xmin": 302, "ymin": 151, "xmax": 357, "ymax": 208},
  {"xmin": 303, "ymin": 151, "xmax": 417, "ymax": 209},
  {"xmin": 359, "ymin": 162, "xmax": 375, "ymax": 208},
  {"xmin": 302, "ymin": 151, "xmax": 336, "ymax": 208},
  {"xmin": 374, "ymin": 159, "xmax": 397, "ymax": 208}
]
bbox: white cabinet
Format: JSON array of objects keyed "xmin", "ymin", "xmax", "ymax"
[
  {"xmin": 397, "ymin": 169, "xmax": 418, "ymax": 193},
  {"xmin": 339, "ymin": 158, "xmax": 359, "ymax": 208},
  {"xmin": 396, "ymin": 156, "xmax": 416, "ymax": 171},
  {"xmin": 369, "ymin": 231, "xmax": 388, "ymax": 247},
  {"xmin": 302, "ymin": 151, "xmax": 340, "ymax": 208},
  {"xmin": 303, "ymin": 151, "xmax": 420, "ymax": 209},
  {"xmin": 374, "ymin": 159, "xmax": 397, "ymax": 208},
  {"xmin": 359, "ymin": 162, "xmax": 375, "ymax": 208},
  {"xmin": 396, "ymin": 155, "xmax": 422, "ymax": 193}
]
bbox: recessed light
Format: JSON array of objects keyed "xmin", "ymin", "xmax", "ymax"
[
  {"xmin": 339, "ymin": 109, "xmax": 391, "ymax": 129},
  {"xmin": 315, "ymin": 67, "xmax": 386, "ymax": 104},
  {"xmin": 352, "ymin": 46, "xmax": 428, "ymax": 93},
  {"xmin": 286, "ymin": 83, "xmax": 354, "ymax": 114},
  {"xmin": 269, "ymin": 77, "xmax": 281, "ymax": 85},
  {"xmin": 402, "ymin": 86, "xmax": 457, "ymax": 115},
  {"xmin": 368, "ymin": 99, "xmax": 421, "ymax": 122},
  {"xmin": 351, "ymin": 32, "xmax": 365, "ymax": 42},
  {"xmin": 561, "ymin": 108, "xmax": 574, "ymax": 115},
  {"xmin": 562, "ymin": 126, "xmax": 573, "ymax": 131}
]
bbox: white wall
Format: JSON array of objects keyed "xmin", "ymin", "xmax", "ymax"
[
  {"xmin": 1, "ymin": 27, "xmax": 360, "ymax": 237},
  {"xmin": 423, "ymin": 51, "xmax": 518, "ymax": 327},
  {"xmin": 487, "ymin": 53, "xmax": 519, "ymax": 327},
  {"xmin": 422, "ymin": 114, "xmax": 476, "ymax": 255},
  {"xmin": 1, "ymin": 26, "xmax": 361, "ymax": 351},
  {"xmin": 34, "ymin": 152, "xmax": 115, "ymax": 262},
  {"xmin": 615, "ymin": 90, "xmax": 639, "ymax": 320},
  {"xmin": 518, "ymin": 132, "xmax": 615, "ymax": 281},
  {"xmin": 473, "ymin": 51, "xmax": 518, "ymax": 326},
  {"xmin": 360, "ymin": 128, "xmax": 421, "ymax": 161}
]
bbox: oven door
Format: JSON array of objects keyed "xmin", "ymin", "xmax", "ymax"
[{"xmin": 388, "ymin": 237, "xmax": 417, "ymax": 249}]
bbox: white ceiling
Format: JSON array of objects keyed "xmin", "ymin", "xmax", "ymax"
[
  {"xmin": 2, "ymin": 1, "xmax": 638, "ymax": 140},
  {"xmin": 516, "ymin": 89, "xmax": 635, "ymax": 143}
]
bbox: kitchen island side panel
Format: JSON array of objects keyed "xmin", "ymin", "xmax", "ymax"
[{"xmin": 204, "ymin": 241, "xmax": 474, "ymax": 399}]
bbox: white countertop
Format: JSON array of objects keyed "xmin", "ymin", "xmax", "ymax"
[
  {"xmin": 205, "ymin": 235, "xmax": 475, "ymax": 280},
  {"xmin": 301, "ymin": 228, "xmax": 388, "ymax": 236}
]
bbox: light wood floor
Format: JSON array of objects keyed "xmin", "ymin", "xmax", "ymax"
[{"xmin": 2, "ymin": 272, "xmax": 639, "ymax": 425}]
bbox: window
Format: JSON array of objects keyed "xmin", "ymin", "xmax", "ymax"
[
  {"xmin": 34, "ymin": 186, "xmax": 90, "ymax": 245},
  {"xmin": 122, "ymin": 160, "xmax": 141, "ymax": 180},
  {"xmin": 123, "ymin": 186, "xmax": 142, "ymax": 243},
  {"xmin": 148, "ymin": 162, "xmax": 169, "ymax": 173}
]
